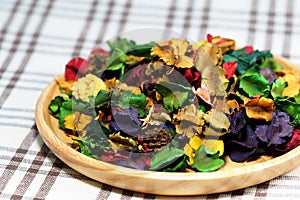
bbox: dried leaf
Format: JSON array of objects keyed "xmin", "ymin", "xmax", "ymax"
[
  {"xmin": 150, "ymin": 146, "xmax": 185, "ymax": 171},
  {"xmin": 109, "ymin": 132, "xmax": 138, "ymax": 151},
  {"xmin": 55, "ymin": 75, "xmax": 74, "ymax": 93},
  {"xmin": 155, "ymin": 82, "xmax": 191, "ymax": 113},
  {"xmin": 279, "ymin": 72, "xmax": 300, "ymax": 98},
  {"xmin": 210, "ymin": 35, "xmax": 236, "ymax": 54},
  {"xmin": 239, "ymin": 69, "xmax": 270, "ymax": 97},
  {"xmin": 191, "ymin": 145, "xmax": 224, "ymax": 172},
  {"xmin": 193, "ymin": 40, "xmax": 223, "ymax": 66},
  {"xmin": 64, "ymin": 113, "xmax": 75, "ymax": 131},
  {"xmin": 203, "ymin": 109, "xmax": 230, "ymax": 136},
  {"xmin": 271, "ymin": 78, "xmax": 288, "ymax": 99}
]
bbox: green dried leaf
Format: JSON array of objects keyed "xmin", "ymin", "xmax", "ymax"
[
  {"xmin": 108, "ymin": 38, "xmax": 136, "ymax": 53},
  {"xmin": 107, "ymin": 37, "xmax": 155, "ymax": 58},
  {"xmin": 271, "ymin": 78, "xmax": 288, "ymax": 99},
  {"xmin": 239, "ymin": 69, "xmax": 270, "ymax": 97},
  {"xmin": 49, "ymin": 96, "xmax": 74, "ymax": 129},
  {"xmin": 294, "ymin": 93, "xmax": 300, "ymax": 104},
  {"xmin": 191, "ymin": 145, "xmax": 224, "ymax": 172},
  {"xmin": 259, "ymin": 58, "xmax": 283, "ymax": 71},
  {"xmin": 155, "ymin": 82, "xmax": 191, "ymax": 113},
  {"xmin": 116, "ymin": 90, "xmax": 148, "ymax": 117},
  {"xmin": 95, "ymin": 90, "xmax": 111, "ymax": 108},
  {"xmin": 49, "ymin": 96, "xmax": 69, "ymax": 117},
  {"xmin": 275, "ymin": 97, "xmax": 300, "ymax": 126},
  {"xmin": 224, "ymin": 48, "xmax": 273, "ymax": 76},
  {"xmin": 150, "ymin": 146, "xmax": 185, "ymax": 171},
  {"xmin": 163, "ymin": 155, "xmax": 188, "ymax": 172}
]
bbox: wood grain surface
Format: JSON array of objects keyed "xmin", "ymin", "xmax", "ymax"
[{"xmin": 35, "ymin": 57, "xmax": 300, "ymax": 196}]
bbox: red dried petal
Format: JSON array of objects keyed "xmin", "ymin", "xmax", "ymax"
[
  {"xmin": 207, "ymin": 34, "xmax": 213, "ymax": 42},
  {"xmin": 66, "ymin": 57, "xmax": 88, "ymax": 71},
  {"xmin": 65, "ymin": 57, "xmax": 89, "ymax": 81},
  {"xmin": 245, "ymin": 46, "xmax": 254, "ymax": 54},
  {"xmin": 183, "ymin": 68, "xmax": 201, "ymax": 87},
  {"xmin": 65, "ymin": 66, "xmax": 78, "ymax": 81},
  {"xmin": 223, "ymin": 61, "xmax": 238, "ymax": 79},
  {"xmin": 285, "ymin": 128, "xmax": 300, "ymax": 151}
]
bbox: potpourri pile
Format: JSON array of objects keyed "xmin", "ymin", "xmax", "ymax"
[{"xmin": 49, "ymin": 34, "xmax": 300, "ymax": 172}]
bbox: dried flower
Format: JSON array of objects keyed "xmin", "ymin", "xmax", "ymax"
[
  {"xmin": 151, "ymin": 38, "xmax": 194, "ymax": 68},
  {"xmin": 73, "ymin": 74, "xmax": 107, "ymax": 102},
  {"xmin": 173, "ymin": 104, "xmax": 205, "ymax": 137}
]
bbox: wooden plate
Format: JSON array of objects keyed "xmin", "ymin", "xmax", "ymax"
[{"xmin": 35, "ymin": 57, "xmax": 300, "ymax": 196}]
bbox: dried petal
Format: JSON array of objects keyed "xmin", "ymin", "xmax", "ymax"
[
  {"xmin": 204, "ymin": 139, "xmax": 224, "ymax": 156},
  {"xmin": 227, "ymin": 128, "xmax": 259, "ymax": 162},
  {"xmin": 192, "ymin": 84, "xmax": 213, "ymax": 106},
  {"xmin": 227, "ymin": 109, "xmax": 246, "ymax": 135},
  {"xmin": 223, "ymin": 62, "xmax": 238, "ymax": 79},
  {"xmin": 259, "ymin": 68, "xmax": 276, "ymax": 84},
  {"xmin": 244, "ymin": 96, "xmax": 274, "ymax": 121},
  {"xmin": 285, "ymin": 129, "xmax": 300, "ymax": 151},
  {"xmin": 225, "ymin": 99, "xmax": 240, "ymax": 114},
  {"xmin": 65, "ymin": 57, "xmax": 89, "ymax": 81},
  {"xmin": 255, "ymin": 111, "xmax": 292, "ymax": 146}
]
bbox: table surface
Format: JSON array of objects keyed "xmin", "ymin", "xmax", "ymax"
[{"xmin": 1, "ymin": 0, "xmax": 300, "ymax": 199}]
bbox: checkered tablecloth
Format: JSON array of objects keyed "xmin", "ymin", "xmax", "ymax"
[{"xmin": 1, "ymin": 0, "xmax": 300, "ymax": 199}]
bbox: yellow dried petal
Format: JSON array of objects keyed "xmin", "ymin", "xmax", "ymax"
[
  {"xmin": 74, "ymin": 112, "xmax": 93, "ymax": 134},
  {"xmin": 244, "ymin": 96, "xmax": 274, "ymax": 121},
  {"xmin": 184, "ymin": 143, "xmax": 194, "ymax": 166},
  {"xmin": 190, "ymin": 135, "xmax": 204, "ymax": 150},
  {"xmin": 282, "ymin": 73, "xmax": 300, "ymax": 97},
  {"xmin": 64, "ymin": 114, "xmax": 75, "ymax": 131},
  {"xmin": 204, "ymin": 139, "xmax": 224, "ymax": 156},
  {"xmin": 55, "ymin": 75, "xmax": 74, "ymax": 92},
  {"xmin": 225, "ymin": 99, "xmax": 240, "ymax": 114}
]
